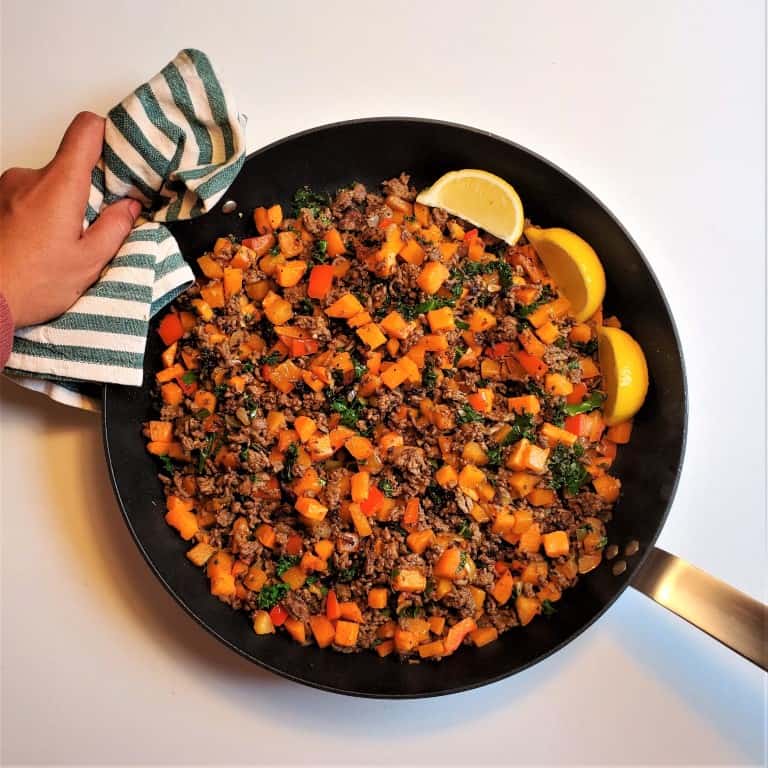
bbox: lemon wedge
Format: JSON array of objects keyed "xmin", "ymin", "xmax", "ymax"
[
  {"xmin": 524, "ymin": 226, "xmax": 606, "ymax": 322},
  {"xmin": 416, "ymin": 169, "xmax": 524, "ymax": 244},
  {"xmin": 598, "ymin": 326, "xmax": 649, "ymax": 425}
]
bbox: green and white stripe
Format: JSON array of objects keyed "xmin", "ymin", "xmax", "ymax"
[{"xmin": 7, "ymin": 49, "xmax": 246, "ymax": 408}]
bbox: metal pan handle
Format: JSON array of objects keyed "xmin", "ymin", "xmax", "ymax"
[{"xmin": 631, "ymin": 547, "xmax": 767, "ymax": 670}]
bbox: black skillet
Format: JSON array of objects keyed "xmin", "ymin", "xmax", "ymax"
[{"xmin": 103, "ymin": 118, "xmax": 689, "ymax": 697}]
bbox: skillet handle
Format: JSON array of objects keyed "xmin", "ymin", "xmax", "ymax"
[{"xmin": 631, "ymin": 547, "xmax": 767, "ymax": 670}]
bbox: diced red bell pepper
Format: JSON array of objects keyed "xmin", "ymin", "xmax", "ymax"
[
  {"xmin": 289, "ymin": 338, "xmax": 319, "ymax": 357},
  {"xmin": 158, "ymin": 313, "xmax": 184, "ymax": 345},
  {"xmin": 269, "ymin": 604, "xmax": 288, "ymax": 627},
  {"xmin": 564, "ymin": 414, "xmax": 587, "ymax": 436},
  {"xmin": 307, "ymin": 264, "xmax": 334, "ymax": 299},
  {"xmin": 565, "ymin": 412, "xmax": 605, "ymax": 442},
  {"xmin": 176, "ymin": 375, "xmax": 198, "ymax": 396},
  {"xmin": 493, "ymin": 560, "xmax": 510, "ymax": 576},
  {"xmin": 326, "ymin": 589, "xmax": 341, "ymax": 620},
  {"xmin": 261, "ymin": 365, "xmax": 273, "ymax": 382},
  {"xmin": 463, "ymin": 228, "xmax": 479, "ymax": 243},
  {"xmin": 360, "ymin": 485, "xmax": 385, "ymax": 516},
  {"xmin": 285, "ymin": 534, "xmax": 304, "ymax": 556},
  {"xmin": 487, "ymin": 342, "xmax": 513, "ymax": 359},
  {"xmin": 566, "ymin": 382, "xmax": 588, "ymax": 405},
  {"xmin": 514, "ymin": 350, "xmax": 548, "ymax": 377},
  {"xmin": 378, "ymin": 217, "xmax": 396, "ymax": 229}
]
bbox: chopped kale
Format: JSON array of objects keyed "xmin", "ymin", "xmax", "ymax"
[
  {"xmin": 457, "ymin": 520, "xmax": 473, "ymax": 539},
  {"xmin": 292, "ymin": 185, "xmax": 329, "ymax": 217},
  {"xmin": 296, "ymin": 298, "xmax": 314, "ymax": 316},
  {"xmin": 275, "ymin": 555, "xmax": 300, "ymax": 577},
  {"xmin": 259, "ymin": 351, "xmax": 282, "ymax": 366},
  {"xmin": 513, "ymin": 284, "xmax": 555, "ymax": 319},
  {"xmin": 422, "ymin": 362, "xmax": 438, "ymax": 390},
  {"xmin": 426, "ymin": 483, "xmax": 452, "ymax": 509},
  {"xmin": 457, "ymin": 403, "xmax": 484, "ymax": 424},
  {"xmin": 352, "ymin": 357, "xmax": 368, "ymax": 381},
  {"xmin": 257, "ymin": 583, "xmax": 290, "ymax": 610},
  {"xmin": 197, "ymin": 432, "xmax": 217, "ymax": 474},
  {"xmin": 455, "ymin": 319, "xmax": 470, "ymax": 330},
  {"xmin": 312, "ymin": 238, "xmax": 328, "ymax": 263},
  {"xmin": 241, "ymin": 361, "xmax": 254, "ymax": 373},
  {"xmin": 548, "ymin": 443, "xmax": 589, "ymax": 495},
  {"xmin": 541, "ymin": 599, "xmax": 557, "ymax": 616},
  {"xmin": 337, "ymin": 565, "xmax": 358, "ymax": 583},
  {"xmin": 158, "ymin": 455, "xmax": 175, "ymax": 475},
  {"xmin": 330, "ymin": 397, "xmax": 363, "ymax": 428},
  {"xmin": 181, "ymin": 370, "xmax": 197, "ymax": 385},
  {"xmin": 397, "ymin": 603, "xmax": 422, "ymax": 618},
  {"xmin": 279, "ymin": 443, "xmax": 299, "ymax": 484},
  {"xmin": 486, "ymin": 445, "xmax": 503, "ymax": 469},
  {"xmin": 379, "ymin": 478, "xmax": 395, "ymax": 498},
  {"xmin": 574, "ymin": 338, "xmax": 598, "ymax": 356}
]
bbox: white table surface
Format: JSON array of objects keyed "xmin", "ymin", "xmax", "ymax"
[{"xmin": 1, "ymin": 1, "xmax": 765, "ymax": 765}]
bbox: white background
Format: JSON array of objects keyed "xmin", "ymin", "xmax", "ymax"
[{"xmin": 1, "ymin": 0, "xmax": 765, "ymax": 765}]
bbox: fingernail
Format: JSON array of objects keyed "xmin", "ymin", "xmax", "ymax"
[{"xmin": 127, "ymin": 199, "xmax": 142, "ymax": 219}]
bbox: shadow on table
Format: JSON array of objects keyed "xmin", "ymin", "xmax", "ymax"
[{"xmin": 605, "ymin": 590, "xmax": 765, "ymax": 764}]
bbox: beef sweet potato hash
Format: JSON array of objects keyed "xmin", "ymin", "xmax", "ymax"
[{"xmin": 145, "ymin": 174, "xmax": 634, "ymax": 659}]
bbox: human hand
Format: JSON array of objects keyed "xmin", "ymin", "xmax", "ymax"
[{"xmin": 0, "ymin": 112, "xmax": 141, "ymax": 328}]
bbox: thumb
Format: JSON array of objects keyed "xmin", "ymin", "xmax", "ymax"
[{"xmin": 79, "ymin": 198, "xmax": 142, "ymax": 267}]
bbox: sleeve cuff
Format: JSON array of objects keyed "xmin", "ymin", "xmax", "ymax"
[{"xmin": 0, "ymin": 293, "xmax": 14, "ymax": 369}]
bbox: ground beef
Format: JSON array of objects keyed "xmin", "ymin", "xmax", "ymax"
[
  {"xmin": 338, "ymin": 207, "xmax": 365, "ymax": 231},
  {"xmin": 382, "ymin": 173, "xmax": 416, "ymax": 201},
  {"xmin": 149, "ymin": 173, "xmax": 626, "ymax": 662},
  {"xmin": 284, "ymin": 591, "xmax": 311, "ymax": 622},
  {"xmin": 431, "ymin": 207, "xmax": 449, "ymax": 229},
  {"xmin": 392, "ymin": 446, "xmax": 432, "ymax": 496}
]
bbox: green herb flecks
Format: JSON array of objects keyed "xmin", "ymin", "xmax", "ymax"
[
  {"xmin": 181, "ymin": 370, "xmax": 197, "ymax": 385},
  {"xmin": 514, "ymin": 284, "xmax": 556, "ymax": 320},
  {"xmin": 548, "ymin": 443, "xmax": 589, "ymax": 495},
  {"xmin": 379, "ymin": 478, "xmax": 395, "ymax": 498},
  {"xmin": 158, "ymin": 455, "xmax": 175, "ymax": 475},
  {"xmin": 259, "ymin": 351, "xmax": 282, "ymax": 366},
  {"xmin": 296, "ymin": 298, "xmax": 314, "ymax": 316},
  {"xmin": 457, "ymin": 403, "xmax": 484, "ymax": 424},
  {"xmin": 279, "ymin": 443, "xmax": 299, "ymax": 484},
  {"xmin": 330, "ymin": 397, "xmax": 363, "ymax": 428},
  {"xmin": 457, "ymin": 520, "xmax": 473, "ymax": 540},
  {"xmin": 275, "ymin": 555, "xmax": 300, "ymax": 577},
  {"xmin": 197, "ymin": 433, "xmax": 217, "ymax": 474},
  {"xmin": 312, "ymin": 239, "xmax": 328, "ymax": 263},
  {"xmin": 541, "ymin": 599, "xmax": 557, "ymax": 616},
  {"xmin": 337, "ymin": 565, "xmax": 358, "ymax": 583},
  {"xmin": 423, "ymin": 362, "xmax": 438, "ymax": 390},
  {"xmin": 257, "ymin": 583, "xmax": 290, "ymax": 610},
  {"xmin": 292, "ymin": 185, "xmax": 329, "ymax": 217},
  {"xmin": 574, "ymin": 338, "xmax": 598, "ymax": 356}
]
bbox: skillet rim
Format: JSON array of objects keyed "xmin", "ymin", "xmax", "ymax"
[{"xmin": 102, "ymin": 116, "xmax": 689, "ymax": 698}]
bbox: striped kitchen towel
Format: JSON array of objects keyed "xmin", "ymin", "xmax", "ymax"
[{"xmin": 5, "ymin": 48, "xmax": 246, "ymax": 411}]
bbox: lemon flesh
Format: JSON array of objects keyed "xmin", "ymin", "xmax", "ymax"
[
  {"xmin": 416, "ymin": 169, "xmax": 524, "ymax": 244},
  {"xmin": 598, "ymin": 326, "xmax": 649, "ymax": 425},
  {"xmin": 524, "ymin": 226, "xmax": 606, "ymax": 322}
]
